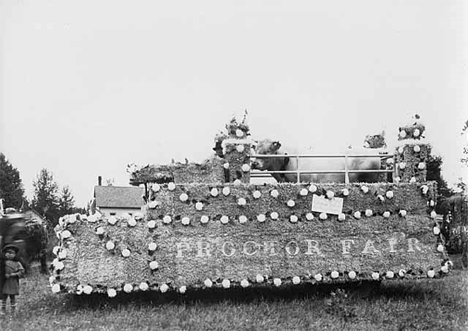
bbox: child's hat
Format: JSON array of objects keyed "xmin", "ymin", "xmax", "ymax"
[{"xmin": 2, "ymin": 244, "xmax": 19, "ymax": 254}]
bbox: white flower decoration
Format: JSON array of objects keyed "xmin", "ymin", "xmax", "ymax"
[
  {"xmin": 55, "ymin": 261, "xmax": 64, "ymax": 270},
  {"xmin": 220, "ymin": 215, "xmax": 229, "ymax": 224},
  {"xmin": 163, "ymin": 215, "xmax": 172, "ymax": 224},
  {"xmin": 427, "ymin": 270, "xmax": 435, "ymax": 278},
  {"xmin": 398, "ymin": 269, "xmax": 406, "ymax": 277},
  {"xmin": 314, "ymin": 274, "xmax": 322, "ymax": 282},
  {"xmin": 149, "ymin": 261, "xmax": 159, "ymax": 270},
  {"xmin": 398, "ymin": 146, "xmax": 404, "ymax": 154},
  {"xmin": 148, "ymin": 201, "xmax": 159, "ymax": 209},
  {"xmin": 242, "ymin": 164, "xmax": 251, "ymax": 172},
  {"xmin": 160, "ymin": 284, "xmax": 169, "ymax": 293},
  {"xmin": 83, "ymin": 285, "xmax": 92, "ymax": 294},
  {"xmin": 238, "ymin": 198, "xmax": 247, "ymax": 206},
  {"xmin": 354, "ymin": 211, "xmax": 361, "ymax": 219},
  {"xmin": 292, "ymin": 276, "xmax": 301, "ymax": 285},
  {"xmin": 399, "ymin": 162, "xmax": 406, "ymax": 170},
  {"xmin": 239, "ymin": 215, "xmax": 248, "ymax": 223},
  {"xmin": 233, "ymin": 179, "xmax": 242, "ymax": 185},
  {"xmin": 147, "ymin": 220, "xmax": 156, "ymax": 229},
  {"xmin": 253, "ymin": 190, "xmax": 262, "ymax": 199},
  {"xmin": 386, "ymin": 271, "xmax": 394, "ymax": 279},
  {"xmin": 441, "ymin": 265, "xmax": 449, "ymax": 273},
  {"xmin": 210, "ymin": 188, "xmax": 219, "ymax": 197},
  {"xmin": 182, "ymin": 217, "xmax": 190, "ymax": 225},
  {"xmin": 399, "ymin": 130, "xmax": 407, "ymax": 138},
  {"xmin": 128, "ymin": 218, "xmax": 137, "ymax": 227},
  {"xmin": 300, "ymin": 188, "xmax": 308, "ymax": 196},
  {"xmin": 371, "ymin": 272, "xmax": 380, "ymax": 280},
  {"xmin": 194, "ymin": 202, "xmax": 203, "ymax": 211},
  {"xmin": 61, "ymin": 230, "xmax": 72, "ymax": 239},
  {"xmin": 200, "ymin": 215, "xmax": 209, "ymax": 223},
  {"xmin": 361, "ymin": 185, "xmax": 369, "ymax": 193},
  {"xmin": 331, "ymin": 271, "xmax": 339, "ymax": 279},
  {"xmin": 395, "ymin": 177, "xmax": 401, "ymax": 183},
  {"xmin": 58, "ymin": 250, "xmax": 67, "ymax": 259},
  {"xmin": 108, "ymin": 216, "xmax": 118, "ymax": 225},
  {"xmin": 430, "ymin": 211, "xmax": 437, "ymax": 219},
  {"xmin": 256, "ymin": 274, "xmax": 264, "ymax": 283},
  {"xmin": 270, "ymin": 212, "xmax": 279, "ymax": 220},
  {"xmin": 222, "ymin": 187, "xmax": 230, "ymax": 196},
  {"xmin": 290, "ymin": 215, "xmax": 298, "ymax": 223},
  {"xmin": 223, "ymin": 162, "xmax": 230, "ymax": 169},
  {"xmin": 306, "ymin": 213, "xmax": 314, "ymax": 221},
  {"xmin": 204, "ymin": 279, "xmax": 213, "ymax": 287},
  {"xmin": 222, "ymin": 279, "xmax": 231, "ymax": 288},
  {"xmin": 338, "ymin": 213, "xmax": 346, "ymax": 221},
  {"xmin": 106, "ymin": 241, "xmax": 115, "ymax": 250},
  {"xmin": 309, "ymin": 184, "xmax": 318, "ymax": 193},
  {"xmin": 433, "ymin": 227, "xmax": 440, "ymax": 235},
  {"xmin": 167, "ymin": 182, "xmax": 176, "ymax": 191},
  {"xmin": 429, "ymin": 200, "xmax": 435, "ymax": 207},
  {"xmin": 365, "ymin": 209, "xmax": 373, "ymax": 217},
  {"xmin": 326, "ymin": 191, "xmax": 335, "ymax": 199},
  {"xmin": 399, "ymin": 210, "xmax": 407, "ymax": 217},
  {"xmin": 273, "ymin": 278, "xmax": 282, "ymax": 287},
  {"xmin": 122, "ymin": 249, "xmax": 131, "ymax": 257},
  {"xmin": 107, "ymin": 289, "xmax": 117, "ymax": 298},
  {"xmin": 240, "ymin": 279, "xmax": 250, "ymax": 288},
  {"xmin": 383, "ymin": 211, "xmax": 391, "ymax": 218},
  {"xmin": 236, "ymin": 145, "xmax": 245, "ymax": 153},
  {"xmin": 179, "ymin": 193, "xmax": 189, "ymax": 202},
  {"xmin": 413, "ymin": 128, "xmax": 420, "ymax": 137},
  {"xmin": 386, "ymin": 191, "xmax": 394, "ymax": 199},
  {"xmin": 148, "ymin": 242, "xmax": 157, "ymax": 251},
  {"xmin": 257, "ymin": 214, "xmax": 266, "ymax": 222},
  {"xmin": 348, "ymin": 271, "xmax": 356, "ymax": 279},
  {"xmin": 418, "ymin": 162, "xmax": 426, "ymax": 170},
  {"xmin": 437, "ymin": 244, "xmax": 444, "ymax": 252},
  {"xmin": 410, "ymin": 177, "xmax": 417, "ymax": 183},
  {"xmin": 235, "ymin": 129, "xmax": 244, "ymax": 137},
  {"xmin": 152, "ymin": 183, "xmax": 161, "ymax": 192},
  {"xmin": 123, "ymin": 284, "xmax": 133, "ymax": 293},
  {"xmin": 139, "ymin": 282, "xmax": 149, "ymax": 291},
  {"xmin": 52, "ymin": 284, "xmax": 61, "ymax": 293},
  {"xmin": 414, "ymin": 145, "xmax": 421, "ymax": 152},
  {"xmin": 270, "ymin": 189, "xmax": 279, "ymax": 198},
  {"xmin": 287, "ymin": 200, "xmax": 295, "ymax": 208},
  {"xmin": 342, "ymin": 188, "xmax": 350, "ymax": 196},
  {"xmin": 179, "ymin": 286, "xmax": 187, "ymax": 294},
  {"xmin": 386, "ymin": 158, "xmax": 394, "ymax": 165}
]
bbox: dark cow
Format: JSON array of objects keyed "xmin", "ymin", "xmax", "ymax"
[{"xmin": 251, "ymin": 139, "xmax": 382, "ymax": 183}]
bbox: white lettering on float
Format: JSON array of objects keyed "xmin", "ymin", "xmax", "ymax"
[{"xmin": 174, "ymin": 237, "xmax": 426, "ymax": 258}]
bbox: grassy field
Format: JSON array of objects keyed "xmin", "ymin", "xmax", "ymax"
[{"xmin": 1, "ymin": 262, "xmax": 467, "ymax": 331}]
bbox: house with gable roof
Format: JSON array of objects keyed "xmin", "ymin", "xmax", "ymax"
[{"xmin": 93, "ymin": 178, "xmax": 145, "ymax": 217}]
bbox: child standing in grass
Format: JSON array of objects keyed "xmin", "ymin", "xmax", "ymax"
[{"xmin": 1, "ymin": 244, "xmax": 24, "ymax": 316}]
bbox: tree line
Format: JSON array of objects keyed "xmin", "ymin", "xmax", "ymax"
[{"xmin": 0, "ymin": 153, "xmax": 85, "ymax": 226}]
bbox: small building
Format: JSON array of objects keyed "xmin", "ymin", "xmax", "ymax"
[{"xmin": 93, "ymin": 185, "xmax": 145, "ymax": 217}]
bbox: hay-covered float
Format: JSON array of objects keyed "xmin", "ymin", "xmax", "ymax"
[{"xmin": 50, "ymin": 116, "xmax": 452, "ymax": 296}]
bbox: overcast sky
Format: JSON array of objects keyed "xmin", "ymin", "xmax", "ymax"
[{"xmin": 1, "ymin": 0, "xmax": 466, "ymax": 207}]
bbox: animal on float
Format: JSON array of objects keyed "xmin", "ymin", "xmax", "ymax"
[{"xmin": 251, "ymin": 139, "xmax": 383, "ymax": 183}]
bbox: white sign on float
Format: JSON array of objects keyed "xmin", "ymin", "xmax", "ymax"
[{"xmin": 311, "ymin": 194, "xmax": 344, "ymax": 215}]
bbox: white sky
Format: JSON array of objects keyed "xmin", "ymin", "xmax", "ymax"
[{"xmin": 1, "ymin": 0, "xmax": 467, "ymax": 207}]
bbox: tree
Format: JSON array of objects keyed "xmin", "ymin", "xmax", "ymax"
[
  {"xmin": 31, "ymin": 168, "xmax": 60, "ymax": 225},
  {"xmin": 426, "ymin": 155, "xmax": 454, "ymax": 214},
  {"xmin": 0, "ymin": 153, "xmax": 25, "ymax": 209},
  {"xmin": 58, "ymin": 186, "xmax": 75, "ymax": 217}
]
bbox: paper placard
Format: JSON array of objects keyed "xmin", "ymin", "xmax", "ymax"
[{"xmin": 311, "ymin": 194, "xmax": 343, "ymax": 215}]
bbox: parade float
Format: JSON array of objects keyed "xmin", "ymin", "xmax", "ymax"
[{"xmin": 49, "ymin": 116, "xmax": 452, "ymax": 297}]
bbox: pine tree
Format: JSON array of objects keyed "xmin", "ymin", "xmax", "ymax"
[
  {"xmin": 58, "ymin": 185, "xmax": 75, "ymax": 217},
  {"xmin": 31, "ymin": 168, "xmax": 60, "ymax": 225},
  {"xmin": 0, "ymin": 153, "xmax": 25, "ymax": 209}
]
